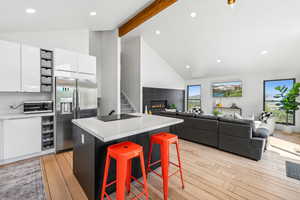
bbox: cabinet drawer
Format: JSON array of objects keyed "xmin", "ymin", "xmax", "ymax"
[{"xmin": 3, "ymin": 117, "xmax": 41, "ymax": 160}]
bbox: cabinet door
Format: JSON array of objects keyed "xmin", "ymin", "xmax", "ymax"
[
  {"xmin": 21, "ymin": 44, "xmax": 41, "ymax": 92},
  {"xmin": 54, "ymin": 49, "xmax": 78, "ymax": 72},
  {"xmin": 3, "ymin": 117, "xmax": 41, "ymax": 160},
  {"xmin": 78, "ymin": 54, "xmax": 96, "ymax": 74},
  {"xmin": 0, "ymin": 40, "xmax": 21, "ymax": 91}
]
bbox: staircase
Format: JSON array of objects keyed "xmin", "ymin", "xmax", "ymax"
[{"xmin": 121, "ymin": 92, "xmax": 136, "ymax": 114}]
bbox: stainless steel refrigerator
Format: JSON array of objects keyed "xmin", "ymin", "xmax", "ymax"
[{"xmin": 55, "ymin": 77, "xmax": 97, "ymax": 152}]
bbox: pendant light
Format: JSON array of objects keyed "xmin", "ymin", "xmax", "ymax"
[{"xmin": 228, "ymin": 0, "xmax": 236, "ymax": 5}]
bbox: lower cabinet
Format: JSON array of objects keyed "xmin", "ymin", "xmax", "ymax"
[{"xmin": 3, "ymin": 117, "xmax": 42, "ymax": 160}]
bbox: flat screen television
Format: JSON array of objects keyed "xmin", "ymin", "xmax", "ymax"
[{"xmin": 212, "ymin": 81, "xmax": 242, "ymax": 97}]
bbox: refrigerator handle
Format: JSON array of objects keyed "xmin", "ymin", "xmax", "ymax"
[
  {"xmin": 77, "ymin": 88, "xmax": 81, "ymax": 118},
  {"xmin": 73, "ymin": 89, "xmax": 77, "ymax": 119}
]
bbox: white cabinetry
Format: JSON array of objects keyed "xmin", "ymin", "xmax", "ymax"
[
  {"xmin": 54, "ymin": 48, "xmax": 78, "ymax": 72},
  {"xmin": 0, "ymin": 40, "xmax": 21, "ymax": 92},
  {"xmin": 3, "ymin": 117, "xmax": 41, "ymax": 160},
  {"xmin": 21, "ymin": 44, "xmax": 41, "ymax": 92},
  {"xmin": 78, "ymin": 54, "xmax": 96, "ymax": 74}
]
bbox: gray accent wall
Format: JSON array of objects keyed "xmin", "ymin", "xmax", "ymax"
[{"xmin": 143, "ymin": 87, "xmax": 185, "ymax": 113}]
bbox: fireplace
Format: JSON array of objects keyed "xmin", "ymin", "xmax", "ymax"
[{"xmin": 150, "ymin": 100, "xmax": 168, "ymax": 112}]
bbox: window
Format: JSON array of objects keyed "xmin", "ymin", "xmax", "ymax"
[
  {"xmin": 187, "ymin": 85, "xmax": 201, "ymax": 111},
  {"xmin": 263, "ymin": 79, "xmax": 296, "ymax": 125}
]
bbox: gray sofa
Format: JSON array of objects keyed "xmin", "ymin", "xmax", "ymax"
[
  {"xmin": 158, "ymin": 111, "xmax": 268, "ymax": 161},
  {"xmin": 218, "ymin": 118, "xmax": 265, "ymax": 160}
]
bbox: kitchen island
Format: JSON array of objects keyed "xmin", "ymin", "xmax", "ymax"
[{"xmin": 72, "ymin": 113, "xmax": 183, "ymax": 200}]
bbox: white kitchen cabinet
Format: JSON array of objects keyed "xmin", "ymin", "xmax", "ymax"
[
  {"xmin": 54, "ymin": 48, "xmax": 78, "ymax": 72},
  {"xmin": 0, "ymin": 40, "xmax": 21, "ymax": 92},
  {"xmin": 78, "ymin": 54, "xmax": 96, "ymax": 74},
  {"xmin": 21, "ymin": 44, "xmax": 41, "ymax": 92},
  {"xmin": 3, "ymin": 117, "xmax": 41, "ymax": 160}
]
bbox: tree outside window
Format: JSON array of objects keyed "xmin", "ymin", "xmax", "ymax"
[{"xmin": 264, "ymin": 79, "xmax": 296, "ymax": 125}]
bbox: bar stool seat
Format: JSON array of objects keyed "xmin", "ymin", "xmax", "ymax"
[
  {"xmin": 147, "ymin": 132, "xmax": 184, "ymax": 200},
  {"xmin": 100, "ymin": 141, "xmax": 149, "ymax": 200}
]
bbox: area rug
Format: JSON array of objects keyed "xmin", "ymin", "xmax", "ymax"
[
  {"xmin": 286, "ymin": 161, "xmax": 300, "ymax": 181},
  {"xmin": 0, "ymin": 159, "xmax": 46, "ymax": 200}
]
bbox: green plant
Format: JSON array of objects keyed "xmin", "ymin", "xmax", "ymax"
[
  {"xmin": 170, "ymin": 104, "xmax": 177, "ymax": 109},
  {"xmin": 213, "ymin": 109, "xmax": 221, "ymax": 116},
  {"xmin": 274, "ymin": 82, "xmax": 300, "ymax": 125}
]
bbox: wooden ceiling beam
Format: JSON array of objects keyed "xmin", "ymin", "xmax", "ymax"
[{"xmin": 118, "ymin": 0, "xmax": 177, "ymax": 37}]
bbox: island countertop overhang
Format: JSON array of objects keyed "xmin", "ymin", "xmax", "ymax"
[{"xmin": 72, "ymin": 113, "xmax": 183, "ymax": 142}]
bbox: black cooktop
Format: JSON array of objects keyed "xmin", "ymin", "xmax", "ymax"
[{"xmin": 97, "ymin": 114, "xmax": 140, "ymax": 122}]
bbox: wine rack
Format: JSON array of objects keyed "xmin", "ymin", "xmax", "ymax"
[{"xmin": 41, "ymin": 116, "xmax": 54, "ymax": 150}]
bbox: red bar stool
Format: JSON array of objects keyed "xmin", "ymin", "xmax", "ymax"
[
  {"xmin": 100, "ymin": 141, "xmax": 149, "ymax": 200},
  {"xmin": 147, "ymin": 132, "xmax": 184, "ymax": 200}
]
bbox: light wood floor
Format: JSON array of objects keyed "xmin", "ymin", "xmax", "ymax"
[{"xmin": 41, "ymin": 139, "xmax": 300, "ymax": 200}]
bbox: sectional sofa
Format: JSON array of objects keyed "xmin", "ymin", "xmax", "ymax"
[{"xmin": 158, "ymin": 111, "xmax": 269, "ymax": 161}]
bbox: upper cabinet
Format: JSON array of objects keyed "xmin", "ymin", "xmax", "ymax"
[
  {"xmin": 21, "ymin": 44, "xmax": 41, "ymax": 92},
  {"xmin": 54, "ymin": 49, "xmax": 96, "ymax": 76},
  {"xmin": 54, "ymin": 48, "xmax": 78, "ymax": 72},
  {"xmin": 0, "ymin": 40, "xmax": 21, "ymax": 92},
  {"xmin": 78, "ymin": 54, "xmax": 96, "ymax": 74}
]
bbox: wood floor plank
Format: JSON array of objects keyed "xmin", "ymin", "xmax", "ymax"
[
  {"xmin": 42, "ymin": 155, "xmax": 73, "ymax": 200},
  {"xmin": 63, "ymin": 151, "xmax": 73, "ymax": 169},
  {"xmin": 55, "ymin": 153, "xmax": 88, "ymax": 200}
]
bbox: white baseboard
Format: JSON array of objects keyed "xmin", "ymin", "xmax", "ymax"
[{"xmin": 0, "ymin": 149, "xmax": 55, "ymax": 166}]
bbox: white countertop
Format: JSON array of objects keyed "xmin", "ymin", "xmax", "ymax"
[
  {"xmin": 72, "ymin": 113, "xmax": 183, "ymax": 142},
  {"xmin": 0, "ymin": 112, "xmax": 54, "ymax": 120}
]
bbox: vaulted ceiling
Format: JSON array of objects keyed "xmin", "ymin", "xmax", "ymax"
[
  {"xmin": 0, "ymin": 0, "xmax": 152, "ymax": 32},
  {"xmin": 123, "ymin": 0, "xmax": 300, "ymax": 80}
]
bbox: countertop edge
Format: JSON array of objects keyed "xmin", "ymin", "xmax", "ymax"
[
  {"xmin": 72, "ymin": 118, "xmax": 184, "ymax": 142},
  {"xmin": 0, "ymin": 113, "xmax": 55, "ymax": 120}
]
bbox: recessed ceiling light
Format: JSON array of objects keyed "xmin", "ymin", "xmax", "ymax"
[
  {"xmin": 26, "ymin": 8, "xmax": 36, "ymax": 14},
  {"xmin": 261, "ymin": 50, "xmax": 268, "ymax": 55},
  {"xmin": 155, "ymin": 30, "xmax": 161, "ymax": 35},
  {"xmin": 90, "ymin": 12, "xmax": 97, "ymax": 16},
  {"xmin": 190, "ymin": 12, "xmax": 197, "ymax": 18},
  {"xmin": 185, "ymin": 65, "xmax": 191, "ymax": 69},
  {"xmin": 217, "ymin": 59, "xmax": 222, "ymax": 63}
]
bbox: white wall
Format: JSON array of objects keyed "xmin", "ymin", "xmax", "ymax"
[
  {"xmin": 120, "ymin": 37, "xmax": 185, "ymax": 112},
  {"xmin": 90, "ymin": 30, "xmax": 121, "ymax": 115},
  {"xmin": 186, "ymin": 72, "xmax": 300, "ymax": 132},
  {"xmin": 89, "ymin": 31, "xmax": 102, "ymax": 97},
  {"xmin": 141, "ymin": 38, "xmax": 185, "ymax": 90},
  {"xmin": 0, "ymin": 29, "xmax": 89, "ymax": 53},
  {"xmin": 121, "ymin": 37, "xmax": 142, "ymax": 112}
]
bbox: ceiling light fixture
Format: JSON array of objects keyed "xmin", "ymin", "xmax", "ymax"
[
  {"xmin": 26, "ymin": 8, "xmax": 36, "ymax": 14},
  {"xmin": 228, "ymin": 0, "xmax": 236, "ymax": 6},
  {"xmin": 190, "ymin": 12, "xmax": 197, "ymax": 18},
  {"xmin": 261, "ymin": 50, "xmax": 268, "ymax": 55},
  {"xmin": 155, "ymin": 30, "xmax": 161, "ymax": 35},
  {"xmin": 185, "ymin": 65, "xmax": 191, "ymax": 69},
  {"xmin": 217, "ymin": 59, "xmax": 222, "ymax": 63},
  {"xmin": 90, "ymin": 12, "xmax": 97, "ymax": 16}
]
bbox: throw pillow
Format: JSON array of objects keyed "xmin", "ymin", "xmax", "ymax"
[
  {"xmin": 259, "ymin": 111, "xmax": 273, "ymax": 123},
  {"xmin": 191, "ymin": 106, "xmax": 203, "ymax": 115}
]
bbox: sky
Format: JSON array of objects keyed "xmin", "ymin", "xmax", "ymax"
[
  {"xmin": 188, "ymin": 85, "xmax": 201, "ymax": 97},
  {"xmin": 265, "ymin": 79, "xmax": 294, "ymax": 101}
]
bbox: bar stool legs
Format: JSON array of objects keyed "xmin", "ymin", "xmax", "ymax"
[
  {"xmin": 161, "ymin": 143, "xmax": 169, "ymax": 200},
  {"xmin": 175, "ymin": 140, "xmax": 184, "ymax": 189},
  {"xmin": 147, "ymin": 132, "xmax": 184, "ymax": 200}
]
